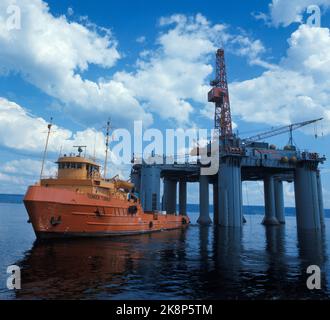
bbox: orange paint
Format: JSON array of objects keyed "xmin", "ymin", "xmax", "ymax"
[{"xmin": 24, "ymin": 154, "xmax": 189, "ymax": 239}]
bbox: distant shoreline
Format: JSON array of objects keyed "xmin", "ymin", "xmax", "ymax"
[
  {"xmin": 0, "ymin": 194, "xmax": 329, "ymax": 216},
  {"xmin": 0, "ymin": 194, "xmax": 24, "ymax": 204}
]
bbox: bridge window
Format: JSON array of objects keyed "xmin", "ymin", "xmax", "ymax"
[{"xmin": 59, "ymin": 162, "xmax": 84, "ymax": 169}]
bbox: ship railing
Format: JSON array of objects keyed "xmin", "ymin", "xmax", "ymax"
[
  {"xmin": 132, "ymin": 153, "xmax": 198, "ymax": 165},
  {"xmin": 59, "ymin": 152, "xmax": 100, "ymax": 164},
  {"xmin": 40, "ymin": 175, "xmax": 58, "ymax": 180}
]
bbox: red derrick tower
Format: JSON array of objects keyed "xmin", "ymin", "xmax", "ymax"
[{"xmin": 208, "ymin": 49, "xmax": 233, "ymax": 139}]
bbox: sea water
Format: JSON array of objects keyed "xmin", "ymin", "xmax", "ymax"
[{"xmin": 0, "ymin": 200, "xmax": 329, "ymax": 300}]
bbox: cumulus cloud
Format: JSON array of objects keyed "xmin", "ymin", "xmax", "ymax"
[
  {"xmin": 0, "ymin": 97, "xmax": 107, "ymax": 157},
  {"xmin": 0, "ymin": 97, "xmax": 133, "ymax": 191},
  {"xmin": 0, "ymin": 0, "xmax": 153, "ymax": 127},
  {"xmin": 1, "ymin": 159, "xmax": 55, "ymax": 176},
  {"xmin": 114, "ymin": 14, "xmax": 220, "ymax": 123},
  {"xmin": 242, "ymin": 181, "xmax": 295, "ymax": 207},
  {"xmin": 229, "ymin": 25, "xmax": 330, "ymax": 134},
  {"xmin": 115, "ymin": 14, "xmax": 269, "ymax": 124},
  {"xmin": 0, "ymin": 2, "xmax": 268, "ymax": 127},
  {"xmin": 0, "ymin": 158, "xmax": 57, "ymax": 194}
]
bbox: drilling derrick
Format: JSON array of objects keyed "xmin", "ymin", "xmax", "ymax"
[{"xmin": 208, "ymin": 49, "xmax": 233, "ymax": 139}]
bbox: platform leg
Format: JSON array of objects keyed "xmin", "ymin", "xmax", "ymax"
[
  {"xmin": 213, "ymin": 183, "xmax": 219, "ymax": 225},
  {"xmin": 198, "ymin": 175, "xmax": 211, "ymax": 225},
  {"xmin": 274, "ymin": 179, "xmax": 285, "ymax": 224},
  {"xmin": 294, "ymin": 165, "xmax": 320, "ymax": 230},
  {"xmin": 218, "ymin": 157, "xmax": 243, "ymax": 227},
  {"xmin": 262, "ymin": 175, "xmax": 280, "ymax": 226},
  {"xmin": 179, "ymin": 181, "xmax": 187, "ymax": 216}
]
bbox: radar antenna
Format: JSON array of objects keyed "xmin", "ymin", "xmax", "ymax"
[{"xmin": 73, "ymin": 146, "xmax": 87, "ymax": 157}]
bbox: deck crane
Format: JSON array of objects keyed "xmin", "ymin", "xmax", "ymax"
[{"xmin": 242, "ymin": 118, "xmax": 323, "ymax": 145}]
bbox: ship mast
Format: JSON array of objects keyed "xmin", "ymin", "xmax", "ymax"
[
  {"xmin": 103, "ymin": 119, "xmax": 111, "ymax": 179},
  {"xmin": 40, "ymin": 118, "xmax": 53, "ymax": 180}
]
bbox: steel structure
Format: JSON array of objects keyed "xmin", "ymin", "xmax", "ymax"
[
  {"xmin": 132, "ymin": 48, "xmax": 326, "ymax": 232},
  {"xmin": 208, "ymin": 49, "xmax": 233, "ymax": 138}
]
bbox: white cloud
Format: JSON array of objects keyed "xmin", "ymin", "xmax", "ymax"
[
  {"xmin": 0, "ymin": 155, "xmax": 130, "ymax": 193},
  {"xmin": 251, "ymin": 11, "xmax": 271, "ymax": 26},
  {"xmin": 242, "ymin": 181, "xmax": 296, "ymax": 207},
  {"xmin": 0, "ymin": 3, "xmax": 268, "ymax": 127},
  {"xmin": 0, "ymin": 0, "xmax": 153, "ymax": 127},
  {"xmin": 114, "ymin": 14, "xmax": 269, "ymax": 124},
  {"xmin": 0, "ymin": 159, "xmax": 57, "ymax": 194},
  {"xmin": 269, "ymin": 0, "xmax": 330, "ymax": 27},
  {"xmin": 227, "ymin": 34, "xmax": 270, "ymax": 68},
  {"xmin": 0, "ymin": 97, "xmax": 107, "ymax": 158},
  {"xmin": 0, "ymin": 97, "xmax": 70, "ymax": 151},
  {"xmin": 0, "ymin": 97, "xmax": 133, "ymax": 192},
  {"xmin": 1, "ymin": 159, "xmax": 56, "ymax": 176},
  {"xmin": 114, "ymin": 14, "xmax": 221, "ymax": 124},
  {"xmin": 0, "ymin": 172, "xmax": 28, "ymax": 193},
  {"xmin": 229, "ymin": 25, "xmax": 330, "ymax": 134},
  {"xmin": 136, "ymin": 36, "xmax": 146, "ymax": 43}
]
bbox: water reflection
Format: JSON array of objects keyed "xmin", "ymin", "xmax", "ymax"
[
  {"xmin": 15, "ymin": 229, "xmax": 188, "ymax": 300},
  {"xmin": 297, "ymin": 230, "xmax": 327, "ymax": 269},
  {"xmin": 213, "ymin": 227, "xmax": 243, "ymax": 277},
  {"xmin": 262, "ymin": 226, "xmax": 288, "ymax": 299},
  {"xmin": 265, "ymin": 225, "xmax": 286, "ymax": 255},
  {"xmin": 13, "ymin": 223, "xmax": 330, "ymax": 300}
]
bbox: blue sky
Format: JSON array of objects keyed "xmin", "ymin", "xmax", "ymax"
[{"xmin": 0, "ymin": 0, "xmax": 329, "ymax": 207}]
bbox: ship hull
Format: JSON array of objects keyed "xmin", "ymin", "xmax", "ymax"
[{"xmin": 24, "ymin": 186, "xmax": 189, "ymax": 239}]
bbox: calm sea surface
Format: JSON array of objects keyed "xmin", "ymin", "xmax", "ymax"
[{"xmin": 0, "ymin": 202, "xmax": 330, "ymax": 300}]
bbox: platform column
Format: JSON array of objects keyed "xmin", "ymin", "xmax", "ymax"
[
  {"xmin": 165, "ymin": 180, "xmax": 177, "ymax": 214},
  {"xmin": 316, "ymin": 171, "xmax": 325, "ymax": 229},
  {"xmin": 162, "ymin": 178, "xmax": 169, "ymax": 211},
  {"xmin": 130, "ymin": 170, "xmax": 141, "ymax": 194},
  {"xmin": 262, "ymin": 174, "xmax": 280, "ymax": 225},
  {"xmin": 213, "ymin": 182, "xmax": 219, "ymax": 225},
  {"xmin": 274, "ymin": 179, "xmax": 285, "ymax": 224},
  {"xmin": 294, "ymin": 164, "xmax": 321, "ymax": 230},
  {"xmin": 198, "ymin": 175, "xmax": 212, "ymax": 225},
  {"xmin": 179, "ymin": 181, "xmax": 187, "ymax": 216},
  {"xmin": 218, "ymin": 157, "xmax": 243, "ymax": 227},
  {"xmin": 140, "ymin": 166, "xmax": 161, "ymax": 212}
]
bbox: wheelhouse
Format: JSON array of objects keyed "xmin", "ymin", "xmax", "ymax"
[{"xmin": 56, "ymin": 155, "xmax": 100, "ymax": 180}]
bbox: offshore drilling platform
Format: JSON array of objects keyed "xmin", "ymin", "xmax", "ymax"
[{"xmin": 131, "ymin": 49, "xmax": 326, "ymax": 231}]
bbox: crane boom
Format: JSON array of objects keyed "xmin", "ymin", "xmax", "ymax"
[{"xmin": 242, "ymin": 118, "xmax": 323, "ymax": 143}]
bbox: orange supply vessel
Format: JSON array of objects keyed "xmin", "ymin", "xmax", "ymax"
[{"xmin": 24, "ymin": 150, "xmax": 189, "ymax": 239}]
